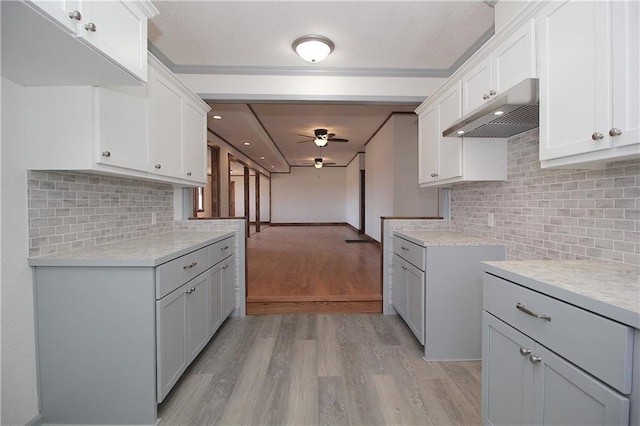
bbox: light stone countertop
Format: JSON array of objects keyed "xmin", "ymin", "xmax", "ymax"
[
  {"xmin": 484, "ymin": 260, "xmax": 640, "ymax": 329},
  {"xmin": 395, "ymin": 230, "xmax": 504, "ymax": 247},
  {"xmin": 28, "ymin": 231, "xmax": 235, "ymax": 267}
]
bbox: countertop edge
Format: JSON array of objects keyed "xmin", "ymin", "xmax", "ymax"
[
  {"xmin": 394, "ymin": 231, "xmax": 504, "ymax": 247},
  {"xmin": 28, "ymin": 231, "xmax": 235, "ymax": 268},
  {"xmin": 483, "ymin": 262, "xmax": 640, "ymax": 329}
]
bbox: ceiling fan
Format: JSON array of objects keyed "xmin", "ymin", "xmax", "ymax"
[
  {"xmin": 296, "ymin": 128, "xmax": 349, "ymax": 147},
  {"xmin": 300, "ymin": 157, "xmax": 336, "ymax": 168}
]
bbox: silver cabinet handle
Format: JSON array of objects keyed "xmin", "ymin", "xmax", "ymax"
[
  {"xmin": 400, "ymin": 246, "xmax": 409, "ymax": 251},
  {"xmin": 183, "ymin": 261, "xmax": 197, "ymax": 270},
  {"xmin": 84, "ymin": 22, "xmax": 97, "ymax": 32},
  {"xmin": 519, "ymin": 347, "xmax": 531, "ymax": 356},
  {"xmin": 68, "ymin": 10, "xmax": 82, "ymax": 21},
  {"xmin": 186, "ymin": 172, "xmax": 192, "ymax": 176},
  {"xmin": 529, "ymin": 355, "xmax": 542, "ymax": 364},
  {"xmin": 430, "ymin": 172, "xmax": 438, "ymax": 178},
  {"xmin": 489, "ymin": 89, "xmax": 497, "ymax": 96},
  {"xmin": 591, "ymin": 132, "xmax": 604, "ymax": 140},
  {"xmin": 155, "ymin": 164, "xmax": 162, "ymax": 169},
  {"xmin": 186, "ymin": 288, "xmax": 193, "ymax": 294},
  {"xmin": 516, "ymin": 302, "xmax": 551, "ymax": 321},
  {"xmin": 483, "ymin": 94, "xmax": 490, "ymax": 100},
  {"xmin": 101, "ymin": 151, "xmax": 111, "ymax": 157},
  {"xmin": 222, "ymin": 264, "xmax": 229, "ymax": 269},
  {"xmin": 609, "ymin": 128, "xmax": 622, "ymax": 137},
  {"xmin": 401, "ymin": 265, "xmax": 407, "ymax": 270},
  {"xmin": 221, "ymin": 246, "xmax": 229, "ymax": 251}
]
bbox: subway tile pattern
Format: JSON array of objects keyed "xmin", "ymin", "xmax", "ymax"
[
  {"xmin": 27, "ymin": 171, "xmax": 174, "ymax": 257},
  {"xmin": 450, "ymin": 130, "xmax": 640, "ymax": 266}
]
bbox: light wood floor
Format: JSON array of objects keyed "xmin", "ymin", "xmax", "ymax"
[
  {"xmin": 247, "ymin": 226, "xmax": 382, "ymax": 314},
  {"xmin": 158, "ymin": 313, "xmax": 482, "ymax": 425}
]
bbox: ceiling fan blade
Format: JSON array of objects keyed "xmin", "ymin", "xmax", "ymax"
[
  {"xmin": 296, "ymin": 139, "xmax": 313, "ymax": 144},
  {"xmin": 327, "ymin": 133, "xmax": 336, "ymax": 138},
  {"xmin": 297, "ymin": 134, "xmax": 315, "ymax": 138},
  {"xmin": 328, "ymin": 137, "xmax": 349, "ymax": 142}
]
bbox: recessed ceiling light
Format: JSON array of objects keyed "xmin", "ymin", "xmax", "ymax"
[
  {"xmin": 271, "ymin": 165, "xmax": 275, "ymax": 168},
  {"xmin": 244, "ymin": 142, "xmax": 251, "ymax": 146},
  {"xmin": 493, "ymin": 110, "xmax": 504, "ymax": 116},
  {"xmin": 457, "ymin": 130, "xmax": 465, "ymax": 135},
  {"xmin": 260, "ymin": 156, "xmax": 266, "ymax": 160},
  {"xmin": 212, "ymin": 115, "xmax": 223, "ymax": 120}
]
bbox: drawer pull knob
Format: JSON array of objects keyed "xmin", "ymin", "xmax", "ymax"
[
  {"xmin": 401, "ymin": 265, "xmax": 407, "ymax": 270},
  {"xmin": 183, "ymin": 261, "xmax": 197, "ymax": 270},
  {"xmin": 186, "ymin": 288, "xmax": 193, "ymax": 294},
  {"xmin": 519, "ymin": 347, "xmax": 531, "ymax": 356},
  {"xmin": 221, "ymin": 246, "xmax": 229, "ymax": 251},
  {"xmin": 401, "ymin": 246, "xmax": 409, "ymax": 251},
  {"xmin": 529, "ymin": 355, "xmax": 542, "ymax": 364},
  {"xmin": 516, "ymin": 302, "xmax": 551, "ymax": 321},
  {"xmin": 223, "ymin": 264, "xmax": 229, "ymax": 269}
]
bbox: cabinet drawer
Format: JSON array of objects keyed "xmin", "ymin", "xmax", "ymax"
[
  {"xmin": 484, "ymin": 274, "xmax": 634, "ymax": 394},
  {"xmin": 156, "ymin": 247, "xmax": 209, "ymax": 299},
  {"xmin": 393, "ymin": 236, "xmax": 424, "ymax": 270},
  {"xmin": 210, "ymin": 236, "xmax": 234, "ymax": 266}
]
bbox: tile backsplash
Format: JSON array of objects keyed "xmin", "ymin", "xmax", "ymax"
[
  {"xmin": 450, "ymin": 130, "xmax": 640, "ymax": 266},
  {"xmin": 28, "ymin": 171, "xmax": 174, "ymax": 257}
]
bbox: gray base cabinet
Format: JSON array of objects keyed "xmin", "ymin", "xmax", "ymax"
[
  {"xmin": 392, "ymin": 234, "xmax": 505, "ymax": 360},
  {"xmin": 482, "ymin": 272, "xmax": 633, "ymax": 425},
  {"xmin": 31, "ymin": 232, "xmax": 237, "ymax": 424}
]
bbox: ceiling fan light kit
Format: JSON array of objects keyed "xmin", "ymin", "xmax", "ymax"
[
  {"xmin": 292, "ymin": 35, "xmax": 334, "ymax": 63},
  {"xmin": 314, "ymin": 157, "xmax": 323, "ymax": 168}
]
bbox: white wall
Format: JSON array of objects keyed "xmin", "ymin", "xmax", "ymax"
[
  {"xmin": 392, "ymin": 115, "xmax": 439, "ymax": 216},
  {"xmin": 1, "ymin": 78, "xmax": 39, "ymax": 425},
  {"xmin": 346, "ymin": 153, "xmax": 364, "ymax": 230},
  {"xmin": 271, "ymin": 167, "xmax": 346, "ymax": 223},
  {"xmin": 209, "ymin": 132, "xmax": 270, "ymax": 217},
  {"xmin": 365, "ymin": 120, "xmax": 395, "ymax": 241},
  {"xmin": 231, "ymin": 175, "xmax": 244, "ymax": 217},
  {"xmin": 260, "ymin": 176, "xmax": 270, "ymax": 222}
]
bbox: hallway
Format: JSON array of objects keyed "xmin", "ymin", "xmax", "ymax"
[{"xmin": 246, "ymin": 226, "xmax": 382, "ymax": 314}]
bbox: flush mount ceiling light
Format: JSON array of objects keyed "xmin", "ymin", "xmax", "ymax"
[
  {"xmin": 212, "ymin": 115, "xmax": 223, "ymax": 120},
  {"xmin": 293, "ymin": 35, "xmax": 334, "ymax": 63}
]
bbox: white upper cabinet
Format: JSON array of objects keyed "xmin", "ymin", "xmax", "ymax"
[
  {"xmin": 148, "ymin": 55, "xmax": 211, "ymax": 184},
  {"xmin": 463, "ymin": 19, "xmax": 537, "ymax": 115},
  {"xmin": 75, "ymin": 1, "xmax": 151, "ymax": 82},
  {"xmin": 29, "ymin": 0, "xmax": 79, "ymax": 33},
  {"xmin": 417, "ymin": 81, "xmax": 506, "ymax": 188},
  {"xmin": 539, "ymin": 0, "xmax": 639, "ymax": 168},
  {"xmin": 1, "ymin": 0, "xmax": 157, "ymax": 85}
]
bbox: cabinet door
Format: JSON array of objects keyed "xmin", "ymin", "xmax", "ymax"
[
  {"xmin": 76, "ymin": 0, "xmax": 147, "ymax": 81},
  {"xmin": 405, "ymin": 261, "xmax": 425, "ymax": 345},
  {"xmin": 493, "ymin": 19, "xmax": 536, "ymax": 94},
  {"xmin": 437, "ymin": 83, "xmax": 463, "ymax": 181},
  {"xmin": 532, "ymin": 345, "xmax": 629, "ymax": 426},
  {"xmin": 221, "ymin": 257, "xmax": 236, "ymax": 319},
  {"xmin": 611, "ymin": 0, "xmax": 639, "ymax": 148},
  {"xmin": 539, "ymin": 0, "xmax": 612, "ymax": 160},
  {"xmin": 182, "ymin": 100, "xmax": 207, "ymax": 183},
  {"xmin": 418, "ymin": 105, "xmax": 439, "ymax": 184},
  {"xmin": 209, "ymin": 264, "xmax": 223, "ymax": 336},
  {"xmin": 482, "ymin": 312, "xmax": 535, "ymax": 426},
  {"xmin": 29, "ymin": 0, "xmax": 78, "ymax": 33},
  {"xmin": 462, "ymin": 56, "xmax": 492, "ymax": 114},
  {"xmin": 156, "ymin": 287, "xmax": 187, "ymax": 402},
  {"xmin": 185, "ymin": 273, "xmax": 210, "ymax": 364},
  {"xmin": 149, "ymin": 68, "xmax": 184, "ymax": 178},
  {"xmin": 96, "ymin": 85, "xmax": 149, "ymax": 171},
  {"xmin": 392, "ymin": 255, "xmax": 407, "ymax": 319}
]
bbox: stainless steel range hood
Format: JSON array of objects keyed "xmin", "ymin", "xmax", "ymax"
[{"xmin": 443, "ymin": 78, "xmax": 539, "ymax": 138}]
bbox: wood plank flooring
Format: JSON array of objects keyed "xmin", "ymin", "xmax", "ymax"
[
  {"xmin": 247, "ymin": 226, "xmax": 382, "ymax": 314},
  {"xmin": 158, "ymin": 314, "xmax": 482, "ymax": 425}
]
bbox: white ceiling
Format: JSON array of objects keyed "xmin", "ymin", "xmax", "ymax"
[{"xmin": 148, "ymin": 1, "xmax": 495, "ymax": 173}]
